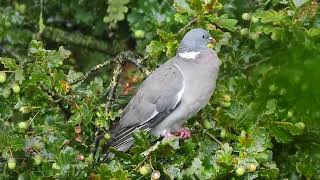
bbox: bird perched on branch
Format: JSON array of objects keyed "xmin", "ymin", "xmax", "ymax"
[{"xmin": 105, "ymin": 28, "xmax": 220, "ymax": 153}]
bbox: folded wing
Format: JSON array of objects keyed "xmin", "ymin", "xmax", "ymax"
[{"xmin": 109, "ymin": 61, "xmax": 184, "ymax": 149}]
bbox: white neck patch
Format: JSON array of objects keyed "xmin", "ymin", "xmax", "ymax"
[{"xmin": 178, "ymin": 51, "xmax": 200, "ymax": 59}]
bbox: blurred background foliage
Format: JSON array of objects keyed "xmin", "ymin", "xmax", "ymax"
[{"xmin": 0, "ymin": 0, "xmax": 320, "ymax": 179}]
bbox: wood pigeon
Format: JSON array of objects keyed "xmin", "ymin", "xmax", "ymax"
[{"xmin": 106, "ymin": 28, "xmax": 220, "ymax": 152}]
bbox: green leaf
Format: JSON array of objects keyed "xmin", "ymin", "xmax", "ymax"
[
  {"xmin": 132, "ymin": 131, "xmax": 149, "ymax": 148},
  {"xmin": 98, "ymin": 161, "xmax": 129, "ymax": 179},
  {"xmin": 67, "ymin": 69, "xmax": 83, "ymax": 83},
  {"xmin": 259, "ymin": 167, "xmax": 279, "ymax": 178},
  {"xmin": 273, "ymin": 121, "xmax": 304, "ymax": 135},
  {"xmin": 173, "ymin": 0, "xmax": 193, "ymax": 13},
  {"xmin": 215, "ymin": 143, "xmax": 233, "ymax": 165},
  {"xmin": 264, "ymin": 99, "xmax": 277, "ymax": 115},
  {"xmin": 308, "ymin": 28, "xmax": 320, "ymax": 37},
  {"xmin": 0, "ymin": 57, "xmax": 18, "ymax": 70},
  {"xmin": 207, "ymin": 14, "xmax": 238, "ymax": 31},
  {"xmin": 165, "ymin": 40, "xmax": 178, "ymax": 57},
  {"xmin": 292, "ymin": 0, "xmax": 310, "ymax": 7},
  {"xmin": 104, "ymin": 0, "xmax": 130, "ymax": 26},
  {"xmin": 28, "ymin": 40, "xmax": 44, "ymax": 55},
  {"xmin": 255, "ymin": 10, "xmax": 286, "ymax": 25},
  {"xmin": 269, "ymin": 126, "xmax": 293, "ymax": 143},
  {"xmin": 246, "ymin": 127, "xmax": 272, "ymax": 153},
  {"xmin": 146, "ymin": 40, "xmax": 165, "ymax": 58},
  {"xmin": 58, "ymin": 46, "xmax": 71, "ymax": 59},
  {"xmin": 183, "ymin": 157, "xmax": 204, "ymax": 176},
  {"xmin": 162, "ymin": 137, "xmax": 180, "ymax": 150},
  {"xmin": 164, "ymin": 165, "xmax": 182, "ymax": 179},
  {"xmin": 15, "ymin": 67, "xmax": 24, "ymax": 84}
]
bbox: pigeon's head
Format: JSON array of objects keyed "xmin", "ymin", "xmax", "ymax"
[{"xmin": 178, "ymin": 28, "xmax": 214, "ymax": 53}]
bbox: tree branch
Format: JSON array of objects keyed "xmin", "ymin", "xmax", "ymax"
[
  {"xmin": 241, "ymin": 59, "xmax": 269, "ymax": 70},
  {"xmin": 204, "ymin": 131, "xmax": 222, "ymax": 146},
  {"xmin": 177, "ymin": 17, "xmax": 198, "ymax": 35},
  {"xmin": 69, "ymin": 60, "xmax": 111, "ymax": 85},
  {"xmin": 40, "ymin": 83, "xmax": 72, "ymax": 120},
  {"xmin": 92, "ymin": 51, "xmax": 149, "ymax": 159},
  {"xmin": 42, "ymin": 26, "xmax": 114, "ymax": 53}
]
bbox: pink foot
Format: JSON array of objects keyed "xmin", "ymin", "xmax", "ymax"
[
  {"xmin": 178, "ymin": 127, "xmax": 191, "ymax": 139},
  {"xmin": 164, "ymin": 131, "xmax": 175, "ymax": 138}
]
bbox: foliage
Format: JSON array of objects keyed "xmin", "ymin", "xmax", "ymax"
[
  {"xmin": 1, "ymin": 0, "xmax": 320, "ymax": 179},
  {"xmin": 104, "ymin": 0, "xmax": 130, "ymax": 27}
]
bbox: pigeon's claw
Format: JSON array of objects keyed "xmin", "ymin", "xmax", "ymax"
[
  {"xmin": 164, "ymin": 131, "xmax": 175, "ymax": 139},
  {"xmin": 178, "ymin": 127, "xmax": 191, "ymax": 139}
]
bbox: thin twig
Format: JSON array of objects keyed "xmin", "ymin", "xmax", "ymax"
[
  {"xmin": 126, "ymin": 55, "xmax": 150, "ymax": 75},
  {"xmin": 1, "ymin": 46, "xmax": 24, "ymax": 61},
  {"xmin": 103, "ymin": 51, "xmax": 149, "ymax": 113},
  {"xmin": 28, "ymin": 111, "xmax": 40, "ymax": 126},
  {"xmin": 204, "ymin": 131, "xmax": 222, "ymax": 146},
  {"xmin": 91, "ymin": 51, "xmax": 151, "ymax": 160},
  {"xmin": 40, "ymin": 84, "xmax": 71, "ymax": 119},
  {"xmin": 134, "ymin": 157, "xmax": 148, "ymax": 171},
  {"xmin": 177, "ymin": 17, "xmax": 198, "ymax": 35},
  {"xmin": 92, "ymin": 51, "xmax": 132, "ymax": 157},
  {"xmin": 241, "ymin": 59, "xmax": 269, "ymax": 70},
  {"xmin": 43, "ymin": 26, "xmax": 113, "ymax": 53},
  {"xmin": 104, "ymin": 60, "xmax": 123, "ymax": 113},
  {"xmin": 70, "ymin": 52, "xmax": 148, "ymax": 86},
  {"xmin": 69, "ymin": 60, "xmax": 111, "ymax": 85}
]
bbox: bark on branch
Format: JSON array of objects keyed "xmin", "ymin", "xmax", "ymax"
[
  {"xmin": 91, "ymin": 51, "xmax": 149, "ymax": 160},
  {"xmin": 42, "ymin": 26, "xmax": 114, "ymax": 53}
]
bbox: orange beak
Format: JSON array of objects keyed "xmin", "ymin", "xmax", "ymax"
[{"xmin": 208, "ymin": 36, "xmax": 216, "ymax": 44}]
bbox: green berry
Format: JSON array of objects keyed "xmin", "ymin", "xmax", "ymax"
[
  {"xmin": 139, "ymin": 164, "xmax": 152, "ymax": 176},
  {"xmin": 223, "ymin": 95, "xmax": 231, "ymax": 102},
  {"xmin": 295, "ymin": 122, "xmax": 305, "ymax": 130},
  {"xmin": 213, "ymin": 3, "xmax": 223, "ymax": 10},
  {"xmin": 8, "ymin": 158, "xmax": 16, "ymax": 170},
  {"xmin": 104, "ymin": 133, "xmax": 111, "ymax": 140},
  {"xmin": 271, "ymin": 32, "xmax": 278, "ymax": 40},
  {"xmin": 203, "ymin": 120, "xmax": 212, "ymax": 129},
  {"xmin": 19, "ymin": 106, "xmax": 32, "ymax": 114},
  {"xmin": 287, "ymin": 111, "xmax": 293, "ymax": 118},
  {"xmin": 15, "ymin": 3, "xmax": 26, "ymax": 13},
  {"xmin": 32, "ymin": 142, "xmax": 42, "ymax": 151},
  {"xmin": 2, "ymin": 88, "xmax": 11, "ymax": 98},
  {"xmin": 204, "ymin": 0, "xmax": 212, "ymax": 4},
  {"xmin": 249, "ymin": 33, "xmax": 259, "ymax": 40},
  {"xmin": 236, "ymin": 166, "xmax": 246, "ymax": 176},
  {"xmin": 18, "ymin": 121, "xmax": 28, "ymax": 130},
  {"xmin": 251, "ymin": 16, "xmax": 259, "ymax": 23},
  {"xmin": 221, "ymin": 101, "xmax": 231, "ymax": 108},
  {"xmin": 269, "ymin": 84, "xmax": 277, "ymax": 92},
  {"xmin": 52, "ymin": 163, "xmax": 60, "ymax": 170},
  {"xmin": 12, "ymin": 83, "xmax": 21, "ymax": 94},
  {"xmin": 247, "ymin": 164, "xmax": 257, "ymax": 172},
  {"xmin": 220, "ymin": 129, "xmax": 226, "ymax": 138},
  {"xmin": 240, "ymin": 131, "xmax": 246, "ymax": 138},
  {"xmin": 240, "ymin": 28, "xmax": 249, "ymax": 36},
  {"xmin": 134, "ymin": 30, "xmax": 145, "ymax": 39},
  {"xmin": 0, "ymin": 72, "xmax": 6, "ymax": 83},
  {"xmin": 242, "ymin": 13, "xmax": 251, "ymax": 21},
  {"xmin": 256, "ymin": 152, "xmax": 269, "ymax": 162},
  {"xmin": 34, "ymin": 154, "xmax": 42, "ymax": 165}
]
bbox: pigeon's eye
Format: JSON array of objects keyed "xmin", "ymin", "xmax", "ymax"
[{"xmin": 202, "ymin": 35, "xmax": 205, "ymax": 39}]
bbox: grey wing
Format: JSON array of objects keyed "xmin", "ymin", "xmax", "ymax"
[{"xmin": 109, "ymin": 60, "xmax": 184, "ymax": 149}]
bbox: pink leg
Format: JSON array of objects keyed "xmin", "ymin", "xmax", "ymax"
[
  {"xmin": 164, "ymin": 131, "xmax": 175, "ymax": 138},
  {"xmin": 178, "ymin": 127, "xmax": 191, "ymax": 139}
]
